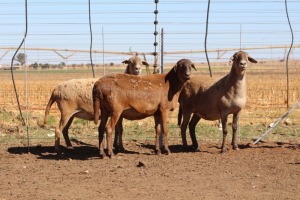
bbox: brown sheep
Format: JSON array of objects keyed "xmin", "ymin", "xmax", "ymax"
[
  {"xmin": 44, "ymin": 56, "xmax": 149, "ymax": 153},
  {"xmin": 93, "ymin": 59, "xmax": 196, "ymax": 158},
  {"xmin": 178, "ymin": 51, "xmax": 257, "ymax": 153}
]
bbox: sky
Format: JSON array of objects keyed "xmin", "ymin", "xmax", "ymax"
[{"xmin": 0, "ymin": 0, "xmax": 299, "ymax": 66}]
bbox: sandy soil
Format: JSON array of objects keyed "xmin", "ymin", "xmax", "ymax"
[{"xmin": 0, "ymin": 139, "xmax": 299, "ymax": 200}]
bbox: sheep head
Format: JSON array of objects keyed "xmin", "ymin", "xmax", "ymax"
[
  {"xmin": 173, "ymin": 59, "xmax": 196, "ymax": 82},
  {"xmin": 122, "ymin": 56, "xmax": 149, "ymax": 75},
  {"xmin": 230, "ymin": 51, "xmax": 257, "ymax": 75}
]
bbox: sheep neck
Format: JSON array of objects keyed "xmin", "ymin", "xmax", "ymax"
[
  {"xmin": 225, "ymin": 64, "xmax": 247, "ymax": 97},
  {"xmin": 165, "ymin": 68, "xmax": 185, "ymax": 101}
]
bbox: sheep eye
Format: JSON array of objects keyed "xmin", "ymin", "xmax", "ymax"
[{"xmin": 236, "ymin": 58, "xmax": 241, "ymax": 62}]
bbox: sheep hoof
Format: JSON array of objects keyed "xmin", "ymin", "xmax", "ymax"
[
  {"xmin": 190, "ymin": 145, "xmax": 199, "ymax": 152},
  {"xmin": 220, "ymin": 148, "xmax": 227, "ymax": 153},
  {"xmin": 194, "ymin": 148, "xmax": 201, "ymax": 152},
  {"xmin": 233, "ymin": 147, "xmax": 240, "ymax": 151},
  {"xmin": 155, "ymin": 149, "xmax": 161, "ymax": 155},
  {"xmin": 54, "ymin": 147, "xmax": 61, "ymax": 155},
  {"xmin": 108, "ymin": 154, "xmax": 114, "ymax": 159},
  {"xmin": 164, "ymin": 149, "xmax": 172, "ymax": 155},
  {"xmin": 107, "ymin": 151, "xmax": 114, "ymax": 159},
  {"xmin": 67, "ymin": 146, "xmax": 74, "ymax": 150},
  {"xmin": 99, "ymin": 150, "xmax": 106, "ymax": 159},
  {"xmin": 114, "ymin": 146, "xmax": 125, "ymax": 153}
]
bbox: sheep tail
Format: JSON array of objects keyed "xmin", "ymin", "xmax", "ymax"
[
  {"xmin": 44, "ymin": 90, "xmax": 56, "ymax": 125},
  {"xmin": 93, "ymin": 85, "xmax": 102, "ymax": 125},
  {"xmin": 177, "ymin": 104, "xmax": 183, "ymax": 126}
]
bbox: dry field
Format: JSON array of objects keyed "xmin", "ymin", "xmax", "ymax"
[{"xmin": 1, "ymin": 60, "xmax": 299, "ymax": 115}]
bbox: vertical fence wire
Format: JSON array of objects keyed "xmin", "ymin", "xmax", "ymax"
[
  {"xmin": 204, "ymin": 0, "xmax": 212, "ymax": 77},
  {"xmin": 160, "ymin": 28, "xmax": 164, "ymax": 73},
  {"xmin": 10, "ymin": 0, "xmax": 28, "ymax": 126},
  {"xmin": 88, "ymin": 0, "xmax": 95, "ymax": 78},
  {"xmin": 102, "ymin": 26, "xmax": 105, "ymax": 76},
  {"xmin": 24, "ymin": 38, "xmax": 30, "ymax": 152},
  {"xmin": 153, "ymin": 0, "xmax": 159, "ymax": 74},
  {"xmin": 284, "ymin": 0, "xmax": 294, "ymax": 109}
]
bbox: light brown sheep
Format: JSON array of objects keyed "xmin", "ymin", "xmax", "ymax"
[
  {"xmin": 178, "ymin": 51, "xmax": 257, "ymax": 153},
  {"xmin": 93, "ymin": 59, "xmax": 196, "ymax": 158},
  {"xmin": 44, "ymin": 56, "xmax": 149, "ymax": 153}
]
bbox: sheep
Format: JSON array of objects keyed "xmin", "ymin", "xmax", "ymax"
[
  {"xmin": 93, "ymin": 59, "xmax": 196, "ymax": 158},
  {"xmin": 178, "ymin": 51, "xmax": 257, "ymax": 153},
  {"xmin": 43, "ymin": 56, "xmax": 149, "ymax": 153}
]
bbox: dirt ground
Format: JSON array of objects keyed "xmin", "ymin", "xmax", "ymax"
[{"xmin": 0, "ymin": 138, "xmax": 299, "ymax": 200}]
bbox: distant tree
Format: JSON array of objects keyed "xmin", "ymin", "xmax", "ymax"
[
  {"xmin": 30, "ymin": 62, "xmax": 39, "ymax": 70},
  {"xmin": 58, "ymin": 62, "xmax": 66, "ymax": 68},
  {"xmin": 14, "ymin": 53, "xmax": 27, "ymax": 66},
  {"xmin": 52, "ymin": 64, "xmax": 58, "ymax": 69},
  {"xmin": 41, "ymin": 63, "xmax": 50, "ymax": 69},
  {"xmin": 110, "ymin": 62, "xmax": 114, "ymax": 66}
]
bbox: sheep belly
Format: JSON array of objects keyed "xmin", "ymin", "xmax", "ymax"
[
  {"xmin": 121, "ymin": 106, "xmax": 158, "ymax": 120},
  {"xmin": 196, "ymin": 111, "xmax": 221, "ymax": 121},
  {"xmin": 73, "ymin": 110, "xmax": 94, "ymax": 120}
]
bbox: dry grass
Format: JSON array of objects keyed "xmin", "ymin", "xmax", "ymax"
[{"xmin": 1, "ymin": 61, "xmax": 299, "ymax": 108}]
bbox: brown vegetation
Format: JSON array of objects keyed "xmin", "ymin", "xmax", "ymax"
[{"xmin": 0, "ymin": 59, "xmax": 299, "ymax": 124}]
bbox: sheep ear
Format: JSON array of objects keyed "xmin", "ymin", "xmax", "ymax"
[
  {"xmin": 142, "ymin": 61, "xmax": 149, "ymax": 66},
  {"xmin": 173, "ymin": 64, "xmax": 178, "ymax": 72},
  {"xmin": 191, "ymin": 63, "xmax": 197, "ymax": 71},
  {"xmin": 231, "ymin": 51, "xmax": 239, "ymax": 61},
  {"xmin": 122, "ymin": 59, "xmax": 130, "ymax": 64},
  {"xmin": 248, "ymin": 56, "xmax": 257, "ymax": 63}
]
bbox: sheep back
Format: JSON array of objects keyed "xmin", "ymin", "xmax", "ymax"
[{"xmin": 54, "ymin": 78, "xmax": 98, "ymax": 103}]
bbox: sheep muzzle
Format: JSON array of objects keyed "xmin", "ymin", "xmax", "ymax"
[{"xmin": 184, "ymin": 74, "xmax": 191, "ymax": 80}]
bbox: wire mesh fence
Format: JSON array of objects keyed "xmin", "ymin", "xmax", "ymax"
[{"xmin": 0, "ymin": 0, "xmax": 299, "ymax": 146}]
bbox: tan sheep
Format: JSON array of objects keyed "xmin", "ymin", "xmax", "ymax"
[
  {"xmin": 93, "ymin": 59, "xmax": 196, "ymax": 158},
  {"xmin": 44, "ymin": 56, "xmax": 149, "ymax": 153},
  {"xmin": 178, "ymin": 51, "xmax": 257, "ymax": 153}
]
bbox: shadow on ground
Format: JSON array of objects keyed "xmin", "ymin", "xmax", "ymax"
[{"xmin": 6, "ymin": 139, "xmax": 299, "ymax": 160}]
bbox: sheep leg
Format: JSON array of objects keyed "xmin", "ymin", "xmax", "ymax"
[
  {"xmin": 55, "ymin": 115, "xmax": 71, "ymax": 154},
  {"xmin": 180, "ymin": 113, "xmax": 191, "ymax": 149},
  {"xmin": 161, "ymin": 111, "xmax": 171, "ymax": 155},
  {"xmin": 220, "ymin": 116, "xmax": 228, "ymax": 153},
  {"xmin": 231, "ymin": 113, "xmax": 240, "ymax": 150},
  {"xmin": 98, "ymin": 114, "xmax": 108, "ymax": 158},
  {"xmin": 189, "ymin": 114, "xmax": 201, "ymax": 151},
  {"xmin": 154, "ymin": 115, "xmax": 162, "ymax": 155},
  {"xmin": 106, "ymin": 111, "xmax": 122, "ymax": 158},
  {"xmin": 62, "ymin": 116, "xmax": 74, "ymax": 150},
  {"xmin": 54, "ymin": 125, "xmax": 61, "ymax": 154},
  {"xmin": 114, "ymin": 118, "xmax": 125, "ymax": 152}
]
